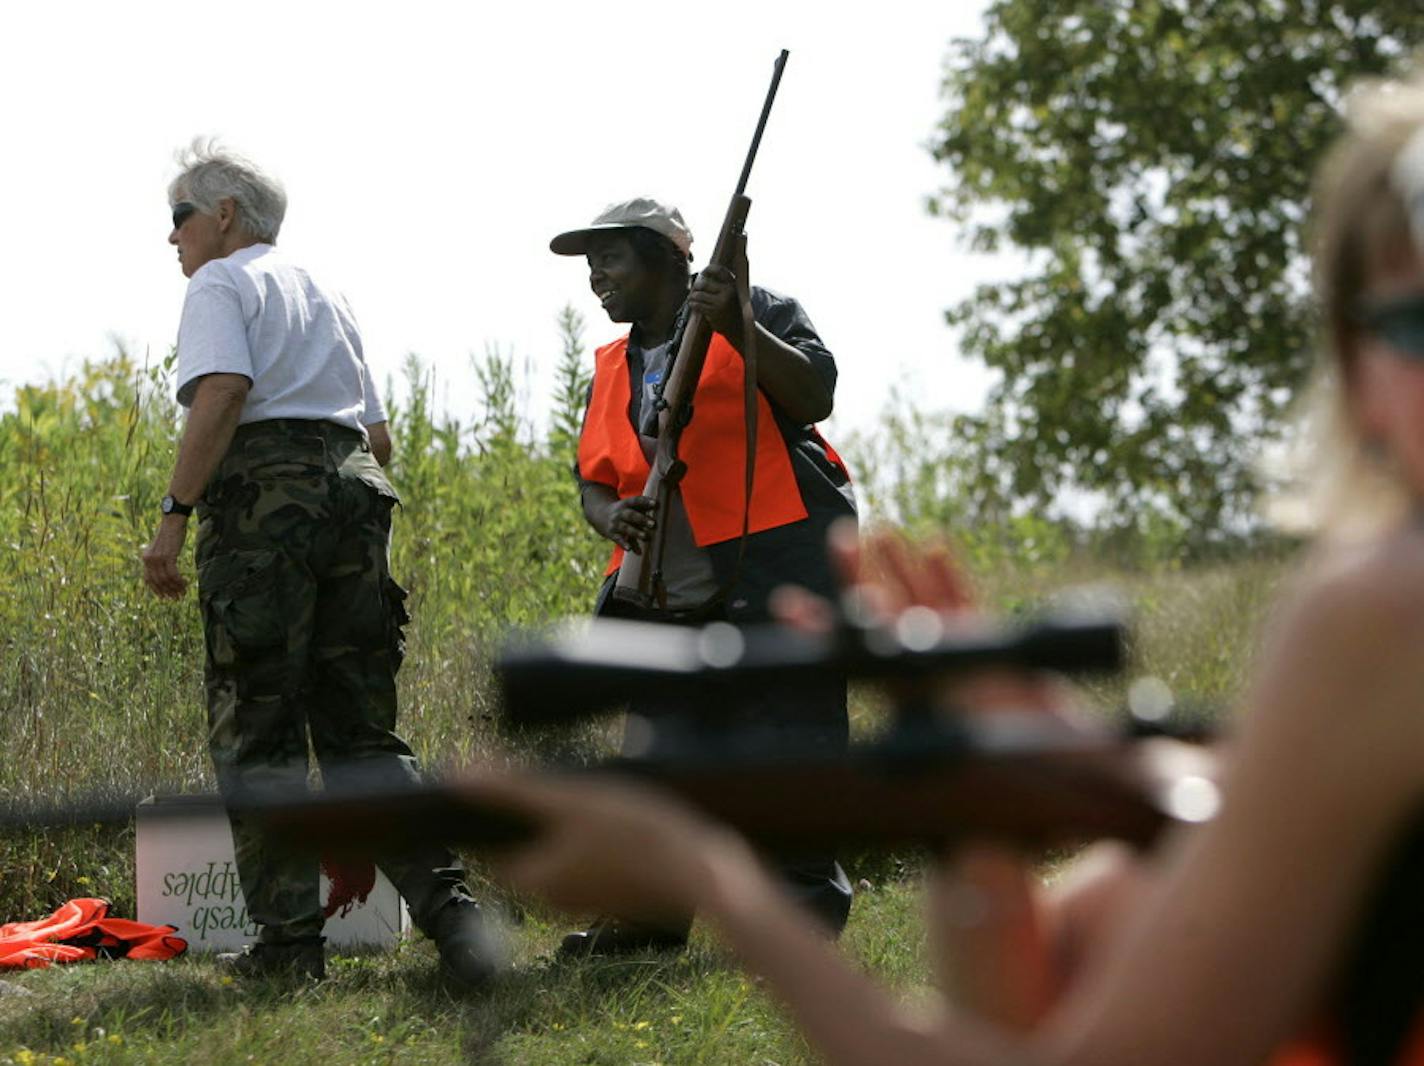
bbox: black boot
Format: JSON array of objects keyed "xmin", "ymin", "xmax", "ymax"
[
  {"xmin": 427, "ymin": 899, "xmax": 503, "ymax": 988},
  {"xmin": 215, "ymin": 937, "xmax": 325, "ymax": 981},
  {"xmin": 557, "ymin": 918, "xmax": 689, "ymax": 958}
]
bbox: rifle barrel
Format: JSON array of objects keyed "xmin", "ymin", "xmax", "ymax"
[{"xmin": 736, "ymin": 49, "xmax": 790, "ymax": 197}]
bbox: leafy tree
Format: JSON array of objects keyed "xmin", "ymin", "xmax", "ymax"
[{"xmin": 931, "ymin": 0, "xmax": 1423, "ymax": 545}]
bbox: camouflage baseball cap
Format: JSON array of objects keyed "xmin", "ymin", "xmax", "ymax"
[{"xmin": 549, "ymin": 197, "xmax": 694, "ymax": 259}]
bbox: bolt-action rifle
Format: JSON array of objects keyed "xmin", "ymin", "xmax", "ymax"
[
  {"xmin": 612, "ymin": 50, "xmax": 790, "ymax": 612},
  {"xmin": 485, "ymin": 604, "xmax": 1217, "ymax": 852},
  {"xmin": 2, "ymin": 607, "xmax": 1217, "ymax": 856}
]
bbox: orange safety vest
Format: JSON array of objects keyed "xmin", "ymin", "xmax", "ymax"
[
  {"xmin": 577, "ymin": 333, "xmax": 819, "ymax": 576},
  {"xmin": 0, "ymin": 898, "xmax": 187, "ymax": 969},
  {"xmin": 1268, "ymin": 1014, "xmax": 1424, "ymax": 1066}
]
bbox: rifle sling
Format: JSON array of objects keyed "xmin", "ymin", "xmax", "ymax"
[
  {"xmin": 636, "ymin": 250, "xmax": 759, "ymax": 623},
  {"xmin": 728, "ymin": 235, "xmax": 759, "ymax": 607}
]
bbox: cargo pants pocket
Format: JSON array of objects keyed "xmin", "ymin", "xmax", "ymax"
[
  {"xmin": 383, "ymin": 577, "xmax": 411, "ymax": 674},
  {"xmin": 198, "ymin": 549, "xmax": 287, "ymax": 670}
]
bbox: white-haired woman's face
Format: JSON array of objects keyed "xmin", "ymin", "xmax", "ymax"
[
  {"xmin": 167, "ymin": 195, "xmax": 231, "ymax": 278},
  {"xmin": 1349, "ymin": 242, "xmax": 1424, "ymax": 498}
]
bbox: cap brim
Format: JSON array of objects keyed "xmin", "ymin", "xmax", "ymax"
[{"xmin": 549, "ymin": 222, "xmax": 639, "ymax": 256}]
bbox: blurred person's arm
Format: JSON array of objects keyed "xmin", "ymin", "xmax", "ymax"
[
  {"xmin": 482, "ymin": 774, "xmax": 1005, "ymax": 1066},
  {"xmin": 1022, "ymin": 548, "xmax": 1424, "ymax": 1064}
]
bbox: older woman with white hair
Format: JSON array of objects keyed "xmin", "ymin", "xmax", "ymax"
[
  {"xmin": 141, "ymin": 140, "xmax": 500, "ymax": 986},
  {"xmin": 472, "ymin": 69, "xmax": 1424, "ymax": 1064}
]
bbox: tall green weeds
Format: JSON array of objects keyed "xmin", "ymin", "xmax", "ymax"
[{"xmin": 0, "ymin": 311, "xmax": 606, "ymax": 919}]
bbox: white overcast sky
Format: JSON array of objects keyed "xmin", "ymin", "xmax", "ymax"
[{"xmin": 1, "ymin": 1, "xmax": 1004, "ymax": 442}]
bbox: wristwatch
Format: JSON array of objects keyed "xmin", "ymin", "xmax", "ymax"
[{"xmin": 160, "ymin": 494, "xmax": 194, "ymax": 517}]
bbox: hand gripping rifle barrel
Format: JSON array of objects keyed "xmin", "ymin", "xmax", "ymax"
[{"xmin": 612, "ymin": 49, "xmax": 790, "ymax": 611}]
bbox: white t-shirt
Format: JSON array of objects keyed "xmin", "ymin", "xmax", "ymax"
[{"xmin": 174, "ymin": 244, "xmax": 386, "ymax": 432}]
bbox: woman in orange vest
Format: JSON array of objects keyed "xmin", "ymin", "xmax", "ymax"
[
  {"xmin": 492, "ymin": 71, "xmax": 1424, "ymax": 1064},
  {"xmin": 550, "ymin": 197, "xmax": 858, "ymax": 956}
]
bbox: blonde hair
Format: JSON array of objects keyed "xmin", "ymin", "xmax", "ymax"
[{"xmin": 1270, "ymin": 71, "xmax": 1424, "ymax": 541}]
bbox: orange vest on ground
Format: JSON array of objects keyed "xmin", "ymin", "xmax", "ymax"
[
  {"xmin": 0, "ymin": 898, "xmax": 187, "ymax": 969},
  {"xmin": 577, "ymin": 333, "xmax": 814, "ymax": 576}
]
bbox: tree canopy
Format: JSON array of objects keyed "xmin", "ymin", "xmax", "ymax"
[{"xmin": 932, "ymin": 0, "xmax": 1423, "ymax": 545}]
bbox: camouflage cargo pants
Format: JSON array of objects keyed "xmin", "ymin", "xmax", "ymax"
[{"xmin": 195, "ymin": 419, "xmax": 469, "ymax": 943}]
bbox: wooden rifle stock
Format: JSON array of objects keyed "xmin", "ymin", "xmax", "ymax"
[
  {"xmin": 613, "ymin": 50, "xmax": 789, "ymax": 611},
  {"xmin": 275, "ymin": 726, "xmax": 1212, "ymax": 855}
]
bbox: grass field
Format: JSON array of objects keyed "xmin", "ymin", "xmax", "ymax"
[
  {"xmin": 1, "ymin": 877, "xmax": 937, "ymax": 1065},
  {"xmin": 0, "ymin": 352, "xmax": 1293, "ymax": 1063},
  {"xmin": 0, "ymin": 550, "xmax": 1287, "ymax": 1066}
]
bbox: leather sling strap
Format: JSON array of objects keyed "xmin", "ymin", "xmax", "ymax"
[{"xmin": 649, "ymin": 243, "xmax": 760, "ymax": 623}]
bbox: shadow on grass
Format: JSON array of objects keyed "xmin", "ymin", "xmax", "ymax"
[
  {"xmin": 398, "ymin": 936, "xmax": 743, "ymax": 1060},
  {"xmin": 0, "ymin": 931, "xmax": 744, "ymax": 1063},
  {"xmin": 0, "ymin": 960, "xmax": 233, "ymax": 1050}
]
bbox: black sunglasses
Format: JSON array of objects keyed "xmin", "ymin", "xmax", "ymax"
[
  {"xmin": 171, "ymin": 202, "xmax": 198, "ymax": 230},
  {"xmin": 1357, "ymin": 294, "xmax": 1424, "ymax": 358}
]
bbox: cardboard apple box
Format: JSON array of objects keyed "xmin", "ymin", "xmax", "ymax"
[{"xmin": 135, "ymin": 793, "xmax": 409, "ymax": 952}]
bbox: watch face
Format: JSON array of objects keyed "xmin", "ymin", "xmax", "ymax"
[{"xmin": 161, "ymin": 495, "xmax": 174, "ymax": 514}]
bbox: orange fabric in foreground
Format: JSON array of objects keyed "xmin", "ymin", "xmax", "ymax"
[
  {"xmin": 1268, "ymin": 1015, "xmax": 1424, "ymax": 1066},
  {"xmin": 0, "ymin": 898, "xmax": 187, "ymax": 969}
]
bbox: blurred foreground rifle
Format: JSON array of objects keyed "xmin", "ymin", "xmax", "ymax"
[
  {"xmin": 3, "ymin": 607, "xmax": 1218, "ymax": 855},
  {"xmin": 487, "ymin": 604, "xmax": 1217, "ymax": 851},
  {"xmin": 613, "ymin": 49, "xmax": 789, "ymax": 611}
]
